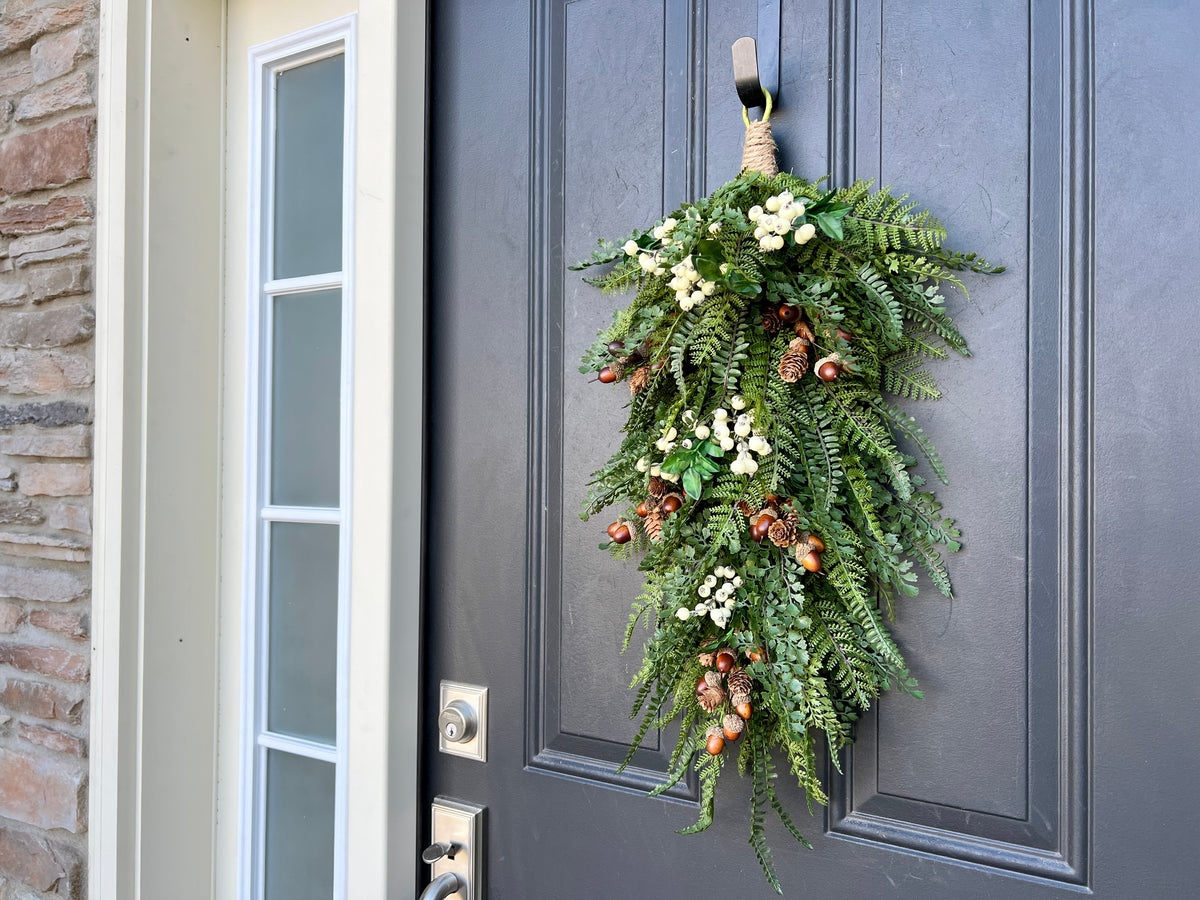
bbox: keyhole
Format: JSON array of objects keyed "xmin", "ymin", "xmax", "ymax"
[{"xmin": 445, "ymin": 722, "xmax": 458, "ymax": 739}]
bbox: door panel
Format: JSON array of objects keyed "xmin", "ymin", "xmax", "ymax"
[{"xmin": 427, "ymin": 1, "xmax": 1195, "ymax": 896}]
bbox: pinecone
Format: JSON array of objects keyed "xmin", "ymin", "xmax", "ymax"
[
  {"xmin": 726, "ymin": 666, "xmax": 752, "ymax": 697},
  {"xmin": 628, "ymin": 366, "xmax": 651, "ymax": 395},
  {"xmin": 737, "ymin": 499, "xmax": 759, "ymax": 518},
  {"xmin": 643, "ymin": 509, "xmax": 664, "ymax": 542},
  {"xmin": 698, "ymin": 651, "xmax": 716, "ymax": 667},
  {"xmin": 698, "ymin": 685, "xmax": 726, "ymax": 712},
  {"xmin": 767, "ymin": 513, "xmax": 800, "ymax": 548},
  {"xmin": 722, "ymin": 713, "xmax": 745, "ymax": 736},
  {"xmin": 703, "ymin": 671, "xmax": 723, "ymax": 689},
  {"xmin": 760, "ymin": 309, "xmax": 782, "ymax": 334},
  {"xmin": 794, "ymin": 320, "xmax": 815, "ymax": 343},
  {"xmin": 778, "ymin": 338, "xmax": 809, "ymax": 383},
  {"xmin": 647, "ymin": 476, "xmax": 669, "ymax": 498}
]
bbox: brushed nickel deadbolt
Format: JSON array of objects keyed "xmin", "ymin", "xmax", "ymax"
[
  {"xmin": 438, "ymin": 699, "xmax": 477, "ymax": 743},
  {"xmin": 438, "ymin": 682, "xmax": 488, "ymax": 761}
]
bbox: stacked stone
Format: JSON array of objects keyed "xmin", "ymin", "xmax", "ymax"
[{"xmin": 0, "ymin": 1, "xmax": 97, "ymax": 896}]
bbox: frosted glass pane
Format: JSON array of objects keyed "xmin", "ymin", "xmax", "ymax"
[
  {"xmin": 268, "ymin": 522, "xmax": 338, "ymax": 742},
  {"xmin": 270, "ymin": 289, "xmax": 341, "ymax": 507},
  {"xmin": 264, "ymin": 751, "xmax": 335, "ymax": 900},
  {"xmin": 273, "ymin": 53, "xmax": 344, "ymax": 279}
]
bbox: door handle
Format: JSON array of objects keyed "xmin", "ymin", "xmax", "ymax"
[
  {"xmin": 424, "ymin": 796, "xmax": 485, "ymax": 900},
  {"xmin": 418, "ymin": 872, "xmax": 464, "ymax": 900}
]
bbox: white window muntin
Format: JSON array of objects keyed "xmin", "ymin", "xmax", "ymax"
[{"xmin": 243, "ymin": 16, "xmax": 356, "ymax": 900}]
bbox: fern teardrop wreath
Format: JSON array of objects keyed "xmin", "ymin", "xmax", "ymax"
[{"xmin": 575, "ymin": 103, "xmax": 1002, "ymax": 893}]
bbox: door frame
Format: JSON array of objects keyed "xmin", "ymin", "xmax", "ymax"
[{"xmin": 92, "ymin": 0, "xmax": 427, "ymax": 896}]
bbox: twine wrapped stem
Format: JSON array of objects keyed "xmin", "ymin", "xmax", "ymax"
[{"xmin": 740, "ymin": 88, "xmax": 779, "ymax": 177}]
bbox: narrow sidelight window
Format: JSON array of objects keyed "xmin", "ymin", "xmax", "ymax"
[{"xmin": 244, "ymin": 18, "xmax": 354, "ymax": 900}]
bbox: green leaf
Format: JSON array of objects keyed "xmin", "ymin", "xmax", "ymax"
[
  {"xmin": 815, "ymin": 212, "xmax": 844, "ymax": 240},
  {"xmin": 682, "ymin": 468, "xmax": 703, "ymax": 500},
  {"xmin": 726, "ymin": 268, "xmax": 762, "ymax": 296}
]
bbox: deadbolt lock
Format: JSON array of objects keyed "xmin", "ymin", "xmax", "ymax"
[
  {"xmin": 438, "ymin": 699, "xmax": 477, "ymax": 743},
  {"xmin": 438, "ymin": 682, "xmax": 488, "ymax": 761}
]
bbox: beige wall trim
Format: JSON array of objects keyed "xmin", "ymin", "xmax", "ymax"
[
  {"xmin": 93, "ymin": 0, "xmax": 226, "ymax": 897},
  {"xmin": 94, "ymin": 0, "xmax": 424, "ymax": 896}
]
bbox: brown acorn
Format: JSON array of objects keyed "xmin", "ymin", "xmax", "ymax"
[
  {"xmin": 748, "ymin": 647, "xmax": 763, "ymax": 662},
  {"xmin": 607, "ymin": 340, "xmax": 625, "ymax": 355},
  {"xmin": 636, "ymin": 500, "xmax": 650, "ymax": 517},
  {"xmin": 715, "ymin": 652, "xmax": 736, "ymax": 674},
  {"xmin": 815, "ymin": 353, "xmax": 843, "ymax": 382},
  {"xmin": 722, "ymin": 714, "xmax": 745, "ymax": 741},
  {"xmin": 817, "ymin": 361, "xmax": 841, "ymax": 381},
  {"xmin": 610, "ymin": 523, "xmax": 634, "ymax": 545},
  {"xmin": 801, "ymin": 550, "xmax": 822, "ymax": 572},
  {"xmin": 696, "ymin": 675, "xmax": 709, "ymax": 693},
  {"xmin": 606, "ymin": 521, "xmax": 623, "ymax": 538},
  {"xmin": 794, "ymin": 320, "xmax": 815, "ymax": 343},
  {"xmin": 706, "ymin": 731, "xmax": 726, "ymax": 756},
  {"xmin": 806, "ymin": 533, "xmax": 826, "ymax": 553},
  {"xmin": 660, "ymin": 493, "xmax": 683, "ymax": 515},
  {"xmin": 777, "ymin": 304, "xmax": 800, "ymax": 323},
  {"xmin": 598, "ymin": 366, "xmax": 618, "ymax": 384},
  {"xmin": 836, "ymin": 327, "xmax": 854, "ymax": 342},
  {"xmin": 736, "ymin": 702, "xmax": 753, "ymax": 720},
  {"xmin": 751, "ymin": 513, "xmax": 775, "ymax": 543}
]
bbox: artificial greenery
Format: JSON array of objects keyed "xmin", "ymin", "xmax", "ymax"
[{"xmin": 575, "ymin": 168, "xmax": 1000, "ymax": 893}]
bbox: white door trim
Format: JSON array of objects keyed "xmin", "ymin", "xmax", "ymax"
[{"xmin": 91, "ymin": 1, "xmax": 426, "ymax": 896}]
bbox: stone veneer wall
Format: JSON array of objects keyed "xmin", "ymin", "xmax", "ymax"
[{"xmin": 0, "ymin": 1, "xmax": 97, "ymax": 897}]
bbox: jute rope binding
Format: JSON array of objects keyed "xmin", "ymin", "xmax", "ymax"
[{"xmin": 740, "ymin": 88, "xmax": 779, "ymax": 177}]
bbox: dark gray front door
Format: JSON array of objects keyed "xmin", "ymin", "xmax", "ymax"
[{"xmin": 424, "ymin": 2, "xmax": 1199, "ymax": 896}]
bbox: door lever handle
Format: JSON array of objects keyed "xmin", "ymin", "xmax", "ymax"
[
  {"xmin": 422, "ymin": 841, "xmax": 457, "ymax": 864},
  {"xmin": 418, "ymin": 871, "xmax": 463, "ymax": 900},
  {"xmin": 426, "ymin": 796, "xmax": 484, "ymax": 900}
]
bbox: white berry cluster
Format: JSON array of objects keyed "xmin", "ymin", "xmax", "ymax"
[
  {"xmin": 676, "ymin": 565, "xmax": 744, "ymax": 626},
  {"xmin": 747, "ymin": 191, "xmax": 818, "ymax": 252},
  {"xmin": 711, "ymin": 396, "xmax": 771, "ymax": 476},
  {"xmin": 667, "ymin": 255, "xmax": 717, "ymax": 312},
  {"xmin": 626, "ymin": 242, "xmax": 668, "ymax": 277},
  {"xmin": 634, "ymin": 423, "xmax": 690, "ymax": 485},
  {"xmin": 635, "ymin": 453, "xmax": 682, "ymax": 485}
]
